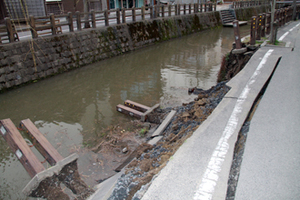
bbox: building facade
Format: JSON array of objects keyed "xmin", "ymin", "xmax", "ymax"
[{"xmin": 4, "ymin": 0, "xmax": 46, "ymax": 19}]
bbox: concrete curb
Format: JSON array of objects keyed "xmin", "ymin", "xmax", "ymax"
[{"xmin": 22, "ymin": 153, "xmax": 79, "ymax": 196}]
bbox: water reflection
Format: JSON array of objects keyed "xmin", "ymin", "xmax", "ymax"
[{"xmin": 0, "ymin": 26, "xmax": 249, "ymax": 199}]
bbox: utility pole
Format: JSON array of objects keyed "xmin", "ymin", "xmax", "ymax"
[
  {"xmin": 83, "ymin": 0, "xmax": 90, "ymax": 28},
  {"xmin": 270, "ymin": 0, "xmax": 276, "ymax": 44},
  {"xmin": 292, "ymin": 0, "xmax": 297, "ymax": 20}
]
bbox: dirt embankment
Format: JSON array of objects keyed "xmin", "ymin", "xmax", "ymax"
[
  {"xmin": 107, "ymin": 82, "xmax": 230, "ymax": 200},
  {"xmin": 217, "ymin": 45, "xmax": 259, "ymax": 82},
  {"xmin": 100, "ymin": 44, "xmax": 260, "ymax": 200}
]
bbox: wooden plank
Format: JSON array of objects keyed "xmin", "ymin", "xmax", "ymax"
[
  {"xmin": 0, "ymin": 119, "xmax": 45, "ymax": 178},
  {"xmin": 124, "ymin": 100, "xmax": 150, "ymax": 112},
  {"xmin": 20, "ymin": 119, "xmax": 64, "ymax": 166},
  {"xmin": 141, "ymin": 103, "xmax": 160, "ymax": 122},
  {"xmin": 151, "ymin": 110, "xmax": 176, "ymax": 138},
  {"xmin": 116, "ymin": 104, "xmax": 144, "ymax": 119}
]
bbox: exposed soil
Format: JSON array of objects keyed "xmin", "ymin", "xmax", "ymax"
[
  {"xmin": 107, "ymin": 81, "xmax": 230, "ymax": 200},
  {"xmin": 105, "ymin": 44, "xmax": 261, "ymax": 200},
  {"xmin": 32, "ymin": 43, "xmax": 259, "ymax": 200},
  {"xmin": 29, "ymin": 160, "xmax": 94, "ymax": 200},
  {"xmin": 217, "ymin": 45, "xmax": 259, "ymax": 83}
]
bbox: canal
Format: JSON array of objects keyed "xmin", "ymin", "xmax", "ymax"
[{"xmin": 0, "ymin": 25, "xmax": 249, "ymax": 199}]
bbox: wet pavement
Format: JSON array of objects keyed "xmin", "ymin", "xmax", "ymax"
[{"xmin": 235, "ymin": 21, "xmax": 300, "ymax": 200}]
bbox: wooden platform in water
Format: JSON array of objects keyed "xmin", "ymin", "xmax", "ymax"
[
  {"xmin": 20, "ymin": 119, "xmax": 64, "ymax": 166},
  {"xmin": 116, "ymin": 100, "xmax": 159, "ymax": 121},
  {"xmin": 0, "ymin": 118, "xmax": 81, "ymax": 198},
  {"xmin": 0, "ymin": 119, "xmax": 45, "ymax": 178}
]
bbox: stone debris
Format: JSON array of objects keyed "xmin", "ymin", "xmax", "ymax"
[{"xmin": 107, "ymin": 82, "xmax": 230, "ymax": 200}]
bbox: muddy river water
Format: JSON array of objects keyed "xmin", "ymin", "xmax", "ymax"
[{"xmin": 0, "ymin": 25, "xmax": 249, "ymax": 199}]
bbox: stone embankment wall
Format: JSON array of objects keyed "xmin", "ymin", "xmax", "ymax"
[{"xmin": 0, "ymin": 6, "xmax": 268, "ymax": 92}]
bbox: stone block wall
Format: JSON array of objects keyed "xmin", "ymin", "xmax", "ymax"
[
  {"xmin": 0, "ymin": 6, "xmax": 268, "ymax": 92},
  {"xmin": 235, "ymin": 5, "xmax": 270, "ymax": 21}
]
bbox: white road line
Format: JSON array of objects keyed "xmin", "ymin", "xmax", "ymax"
[
  {"xmin": 279, "ymin": 32, "xmax": 289, "ymax": 41},
  {"xmin": 193, "ymin": 49, "xmax": 274, "ymax": 200},
  {"xmin": 279, "ymin": 22, "xmax": 300, "ymax": 41}
]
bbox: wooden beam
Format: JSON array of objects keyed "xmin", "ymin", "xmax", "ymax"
[
  {"xmin": 124, "ymin": 100, "xmax": 150, "ymax": 112},
  {"xmin": 116, "ymin": 104, "xmax": 144, "ymax": 119},
  {"xmin": 0, "ymin": 119, "xmax": 45, "ymax": 178},
  {"xmin": 20, "ymin": 119, "xmax": 64, "ymax": 166}
]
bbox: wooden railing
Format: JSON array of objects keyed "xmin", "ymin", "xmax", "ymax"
[
  {"xmin": 0, "ymin": 3, "xmax": 217, "ymax": 44},
  {"xmin": 247, "ymin": 6, "xmax": 299, "ymax": 45},
  {"xmin": 232, "ymin": 0, "xmax": 271, "ymax": 8}
]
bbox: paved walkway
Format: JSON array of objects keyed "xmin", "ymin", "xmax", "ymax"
[
  {"xmin": 141, "ymin": 21, "xmax": 300, "ymax": 200},
  {"xmin": 235, "ymin": 21, "xmax": 300, "ymax": 199}
]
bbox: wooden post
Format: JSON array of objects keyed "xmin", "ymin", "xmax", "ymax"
[
  {"xmin": 50, "ymin": 14, "xmax": 56, "ymax": 35},
  {"xmin": 161, "ymin": 5, "xmax": 165, "ymax": 17},
  {"xmin": 156, "ymin": 5, "xmax": 159, "ymax": 18},
  {"xmin": 0, "ymin": 119, "xmax": 45, "ymax": 178},
  {"xmin": 189, "ymin": 4, "xmax": 192, "ymax": 14},
  {"xmin": 117, "ymin": 8, "xmax": 121, "ymax": 24},
  {"xmin": 122, "ymin": 8, "xmax": 126, "ymax": 23},
  {"xmin": 104, "ymin": 10, "xmax": 109, "ymax": 26},
  {"xmin": 250, "ymin": 16, "xmax": 256, "ymax": 45},
  {"xmin": 29, "ymin": 15, "xmax": 38, "ymax": 38},
  {"xmin": 214, "ymin": 3, "xmax": 216, "ymax": 11},
  {"xmin": 233, "ymin": 20, "xmax": 242, "ymax": 49},
  {"xmin": 153, "ymin": 5, "xmax": 157, "ymax": 18},
  {"xmin": 91, "ymin": 10, "xmax": 96, "ymax": 28},
  {"xmin": 271, "ymin": 21, "xmax": 278, "ymax": 44},
  {"xmin": 4, "ymin": 17, "xmax": 14, "ymax": 43},
  {"xmin": 178, "ymin": 4, "xmax": 181, "ymax": 15},
  {"xmin": 76, "ymin": 11, "xmax": 81, "ymax": 31},
  {"xmin": 175, "ymin": 4, "xmax": 178, "ymax": 15},
  {"xmin": 200, "ymin": 3, "xmax": 203, "ymax": 12},
  {"xmin": 20, "ymin": 119, "xmax": 64, "ymax": 166},
  {"xmin": 282, "ymin": 9, "xmax": 285, "ymax": 25},
  {"xmin": 204, "ymin": 3, "xmax": 207, "ymax": 12},
  {"xmin": 183, "ymin": 4, "xmax": 186, "ymax": 15},
  {"xmin": 68, "ymin": 12, "xmax": 74, "ymax": 32},
  {"xmin": 261, "ymin": 13, "xmax": 266, "ymax": 37},
  {"xmin": 256, "ymin": 14, "xmax": 262, "ymax": 40},
  {"xmin": 168, "ymin": 5, "xmax": 172, "ymax": 16},
  {"xmin": 266, "ymin": 13, "xmax": 271, "ymax": 35},
  {"xmin": 284, "ymin": 8, "xmax": 287, "ymax": 24},
  {"xmin": 132, "ymin": 8, "xmax": 136, "ymax": 22},
  {"xmin": 141, "ymin": 6, "xmax": 145, "ymax": 20},
  {"xmin": 150, "ymin": 6, "xmax": 153, "ymax": 19}
]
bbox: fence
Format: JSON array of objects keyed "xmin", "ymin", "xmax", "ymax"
[
  {"xmin": 232, "ymin": 5, "xmax": 299, "ymax": 48},
  {"xmin": 0, "ymin": 3, "xmax": 217, "ymax": 44},
  {"xmin": 232, "ymin": 0, "xmax": 271, "ymax": 8},
  {"xmin": 249, "ymin": 5, "xmax": 299, "ymax": 44}
]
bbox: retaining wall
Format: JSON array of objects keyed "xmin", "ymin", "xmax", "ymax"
[{"xmin": 0, "ymin": 6, "xmax": 268, "ymax": 92}]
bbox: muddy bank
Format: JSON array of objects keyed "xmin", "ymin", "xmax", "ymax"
[
  {"xmin": 104, "ymin": 44, "xmax": 261, "ymax": 200},
  {"xmin": 107, "ymin": 82, "xmax": 230, "ymax": 200},
  {"xmin": 217, "ymin": 45, "xmax": 259, "ymax": 83}
]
